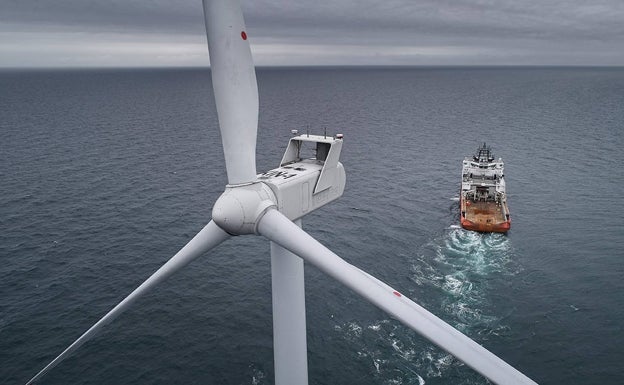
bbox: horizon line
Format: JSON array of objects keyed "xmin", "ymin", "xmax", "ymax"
[{"xmin": 2, "ymin": 64, "xmax": 624, "ymax": 72}]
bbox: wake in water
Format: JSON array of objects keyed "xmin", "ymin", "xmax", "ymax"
[
  {"xmin": 412, "ymin": 229, "xmax": 518, "ymax": 335},
  {"xmin": 331, "ymin": 228, "xmax": 519, "ymax": 384},
  {"xmin": 332, "ymin": 318, "xmax": 444, "ymax": 385}
]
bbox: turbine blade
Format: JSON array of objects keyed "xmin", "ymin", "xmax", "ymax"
[
  {"xmin": 202, "ymin": 0, "xmax": 258, "ymax": 185},
  {"xmin": 26, "ymin": 221, "xmax": 230, "ymax": 385},
  {"xmin": 257, "ymin": 209, "xmax": 537, "ymax": 385}
]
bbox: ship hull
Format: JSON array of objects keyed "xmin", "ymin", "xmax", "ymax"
[{"xmin": 460, "ymin": 195, "xmax": 511, "ymax": 233}]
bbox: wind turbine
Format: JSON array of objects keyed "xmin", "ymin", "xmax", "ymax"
[{"xmin": 26, "ymin": 1, "xmax": 538, "ymax": 384}]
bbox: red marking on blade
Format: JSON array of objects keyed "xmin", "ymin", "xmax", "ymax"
[
  {"xmin": 241, "ymin": 31, "xmax": 247, "ymax": 40},
  {"xmin": 393, "ymin": 291, "xmax": 402, "ymax": 297}
]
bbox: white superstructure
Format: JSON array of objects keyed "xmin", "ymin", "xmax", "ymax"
[{"xmin": 461, "ymin": 143, "xmax": 506, "ymax": 203}]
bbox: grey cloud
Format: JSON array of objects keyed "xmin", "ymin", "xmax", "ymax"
[
  {"xmin": 1, "ymin": 0, "xmax": 623, "ymax": 67},
  {"xmin": 1, "ymin": 0, "xmax": 204, "ymax": 34}
]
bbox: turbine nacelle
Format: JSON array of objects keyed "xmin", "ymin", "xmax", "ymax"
[
  {"xmin": 212, "ymin": 133, "xmax": 346, "ymax": 235},
  {"xmin": 261, "ymin": 134, "xmax": 346, "ymax": 221}
]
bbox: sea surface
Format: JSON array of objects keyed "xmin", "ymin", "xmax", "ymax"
[{"xmin": 1, "ymin": 67, "xmax": 623, "ymax": 385}]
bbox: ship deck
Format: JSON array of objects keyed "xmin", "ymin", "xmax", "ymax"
[
  {"xmin": 461, "ymin": 199, "xmax": 510, "ymax": 233},
  {"xmin": 465, "ymin": 201, "xmax": 505, "ymax": 223}
]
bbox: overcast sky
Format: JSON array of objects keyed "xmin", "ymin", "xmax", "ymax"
[{"xmin": 1, "ymin": 0, "xmax": 623, "ymax": 68}]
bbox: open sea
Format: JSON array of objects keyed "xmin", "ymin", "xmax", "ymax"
[{"xmin": 1, "ymin": 67, "xmax": 623, "ymax": 385}]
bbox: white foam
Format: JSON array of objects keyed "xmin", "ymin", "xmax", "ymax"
[
  {"xmin": 373, "ymin": 358, "xmax": 381, "ymax": 373},
  {"xmin": 442, "ymin": 273, "xmax": 474, "ymax": 297},
  {"xmin": 407, "ymin": 226, "xmax": 519, "ymax": 373},
  {"xmin": 347, "ymin": 321, "xmax": 362, "ymax": 337},
  {"xmin": 368, "ymin": 323, "xmax": 382, "ymax": 331}
]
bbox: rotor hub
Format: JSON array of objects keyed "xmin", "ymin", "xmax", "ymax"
[{"xmin": 212, "ymin": 182, "xmax": 276, "ymax": 235}]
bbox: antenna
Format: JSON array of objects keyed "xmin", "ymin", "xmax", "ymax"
[{"xmin": 25, "ymin": 1, "xmax": 538, "ymax": 385}]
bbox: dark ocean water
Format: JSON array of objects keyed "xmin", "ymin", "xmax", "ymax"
[{"xmin": 1, "ymin": 67, "xmax": 623, "ymax": 385}]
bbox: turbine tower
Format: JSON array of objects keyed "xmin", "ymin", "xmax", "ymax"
[{"xmin": 26, "ymin": 1, "xmax": 537, "ymax": 384}]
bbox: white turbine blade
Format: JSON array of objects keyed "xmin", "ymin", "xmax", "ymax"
[
  {"xmin": 202, "ymin": 0, "xmax": 258, "ymax": 185},
  {"xmin": 257, "ymin": 209, "xmax": 537, "ymax": 385},
  {"xmin": 26, "ymin": 221, "xmax": 230, "ymax": 385}
]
